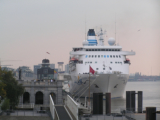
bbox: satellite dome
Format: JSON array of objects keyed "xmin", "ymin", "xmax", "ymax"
[
  {"xmin": 83, "ymin": 40, "xmax": 89, "ymax": 46},
  {"xmin": 108, "ymin": 38, "xmax": 115, "ymax": 46}
]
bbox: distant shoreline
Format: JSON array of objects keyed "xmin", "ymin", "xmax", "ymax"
[{"xmin": 128, "ymin": 80, "xmax": 160, "ymax": 82}]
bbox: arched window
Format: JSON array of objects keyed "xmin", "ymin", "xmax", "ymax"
[
  {"xmin": 35, "ymin": 91, "xmax": 43, "ymax": 104},
  {"xmin": 23, "ymin": 92, "xmax": 30, "ymax": 104}
]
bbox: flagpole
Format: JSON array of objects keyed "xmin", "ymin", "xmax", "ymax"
[{"xmin": 88, "ymin": 65, "xmax": 90, "ymax": 110}]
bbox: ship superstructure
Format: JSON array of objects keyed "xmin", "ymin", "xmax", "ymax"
[{"xmin": 68, "ymin": 29, "xmax": 135, "ymax": 98}]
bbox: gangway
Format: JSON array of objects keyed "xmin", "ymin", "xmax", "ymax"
[
  {"xmin": 50, "ymin": 95, "xmax": 72, "ymax": 120},
  {"xmin": 55, "ymin": 106, "xmax": 72, "ymax": 120}
]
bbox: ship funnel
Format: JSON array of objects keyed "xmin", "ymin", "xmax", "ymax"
[{"xmin": 87, "ymin": 29, "xmax": 97, "ymax": 46}]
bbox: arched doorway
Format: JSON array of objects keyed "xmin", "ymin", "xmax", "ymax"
[
  {"xmin": 50, "ymin": 92, "xmax": 56, "ymax": 104},
  {"xmin": 23, "ymin": 92, "xmax": 30, "ymax": 104},
  {"xmin": 35, "ymin": 91, "xmax": 43, "ymax": 104}
]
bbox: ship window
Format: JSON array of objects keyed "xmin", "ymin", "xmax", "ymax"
[
  {"xmin": 95, "ymin": 55, "xmax": 97, "ymax": 57},
  {"xmin": 101, "ymin": 55, "xmax": 103, "ymax": 58},
  {"xmin": 95, "ymin": 61, "xmax": 97, "ymax": 64},
  {"xmin": 86, "ymin": 49, "xmax": 88, "ymax": 51},
  {"xmin": 92, "ymin": 49, "xmax": 94, "ymax": 51},
  {"xmin": 89, "ymin": 49, "xmax": 91, "ymax": 51},
  {"xmin": 115, "ymin": 62, "xmax": 117, "ymax": 64},
  {"xmin": 96, "ymin": 68, "xmax": 98, "ymax": 70},
  {"xmin": 98, "ymin": 55, "xmax": 100, "ymax": 58},
  {"xmin": 109, "ymin": 49, "xmax": 111, "ymax": 51},
  {"xmin": 112, "ymin": 49, "xmax": 114, "ymax": 51},
  {"xmin": 90, "ymin": 62, "xmax": 92, "ymax": 64},
  {"xmin": 92, "ymin": 55, "xmax": 94, "ymax": 58},
  {"xmin": 116, "ymin": 55, "xmax": 118, "ymax": 58},
  {"xmin": 119, "ymin": 55, "xmax": 121, "ymax": 58},
  {"xmin": 113, "ymin": 55, "xmax": 115, "ymax": 58},
  {"xmin": 106, "ymin": 49, "xmax": 108, "ymax": 51},
  {"xmin": 118, "ymin": 62, "xmax": 119, "ymax": 64},
  {"xmin": 102, "ymin": 49, "xmax": 105, "ymax": 51},
  {"xmin": 104, "ymin": 55, "xmax": 106, "ymax": 58},
  {"xmin": 110, "ymin": 62, "xmax": 112, "ymax": 64},
  {"xmin": 95, "ymin": 49, "xmax": 97, "ymax": 51},
  {"xmin": 88, "ymin": 62, "xmax": 89, "ymax": 63},
  {"xmin": 89, "ymin": 55, "xmax": 91, "ymax": 58},
  {"xmin": 110, "ymin": 55, "xmax": 112, "ymax": 58},
  {"xmin": 103, "ymin": 68, "xmax": 105, "ymax": 70},
  {"xmin": 115, "ymin": 49, "xmax": 117, "ymax": 51},
  {"xmin": 98, "ymin": 49, "xmax": 100, "ymax": 51}
]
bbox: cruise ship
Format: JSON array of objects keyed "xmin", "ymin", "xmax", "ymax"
[{"xmin": 68, "ymin": 29, "xmax": 135, "ymax": 98}]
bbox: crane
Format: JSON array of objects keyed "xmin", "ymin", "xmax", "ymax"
[{"xmin": 0, "ymin": 58, "xmax": 22, "ymax": 68}]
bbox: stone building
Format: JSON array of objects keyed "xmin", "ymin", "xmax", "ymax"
[{"xmin": 18, "ymin": 80, "xmax": 63, "ymax": 106}]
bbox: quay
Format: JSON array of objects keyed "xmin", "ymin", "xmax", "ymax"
[{"xmin": 1, "ymin": 74, "xmax": 160, "ymax": 120}]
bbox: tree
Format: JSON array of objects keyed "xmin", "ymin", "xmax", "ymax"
[
  {"xmin": 0, "ymin": 68, "xmax": 24, "ymax": 107},
  {"xmin": 0, "ymin": 81, "xmax": 6, "ymax": 101},
  {"xmin": 1, "ymin": 98, "xmax": 10, "ymax": 110}
]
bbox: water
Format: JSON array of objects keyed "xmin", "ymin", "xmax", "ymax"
[{"xmin": 111, "ymin": 81, "xmax": 160, "ymax": 112}]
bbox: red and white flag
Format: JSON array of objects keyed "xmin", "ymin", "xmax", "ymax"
[
  {"xmin": 90, "ymin": 66, "xmax": 95, "ymax": 74},
  {"xmin": 46, "ymin": 52, "xmax": 50, "ymax": 54}
]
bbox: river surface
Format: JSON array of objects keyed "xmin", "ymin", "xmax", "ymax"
[{"xmin": 111, "ymin": 81, "xmax": 160, "ymax": 112}]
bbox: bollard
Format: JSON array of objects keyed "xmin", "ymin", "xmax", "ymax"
[
  {"xmin": 106, "ymin": 93, "xmax": 111, "ymax": 114},
  {"xmin": 93, "ymin": 93, "xmax": 103, "ymax": 114},
  {"xmin": 138, "ymin": 91, "xmax": 143, "ymax": 113},
  {"xmin": 131, "ymin": 91, "xmax": 136, "ymax": 112},
  {"xmin": 126, "ymin": 91, "xmax": 131, "ymax": 111},
  {"xmin": 146, "ymin": 107, "xmax": 156, "ymax": 120}
]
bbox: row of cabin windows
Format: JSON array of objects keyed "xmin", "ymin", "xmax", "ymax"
[
  {"xmin": 96, "ymin": 68, "xmax": 105, "ymax": 70},
  {"xmin": 85, "ymin": 61, "xmax": 122, "ymax": 64},
  {"xmin": 110, "ymin": 61, "xmax": 122, "ymax": 64},
  {"xmin": 86, "ymin": 49, "xmax": 120, "ymax": 51},
  {"xmin": 86, "ymin": 55, "xmax": 121, "ymax": 58}
]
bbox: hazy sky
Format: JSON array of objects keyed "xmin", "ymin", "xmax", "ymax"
[{"xmin": 0, "ymin": 0, "xmax": 160, "ymax": 75}]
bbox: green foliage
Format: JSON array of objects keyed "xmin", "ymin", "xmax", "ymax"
[
  {"xmin": 0, "ymin": 81, "xmax": 6, "ymax": 99},
  {"xmin": 1, "ymin": 98, "xmax": 10, "ymax": 110},
  {"xmin": 0, "ymin": 68, "xmax": 25, "ymax": 107}
]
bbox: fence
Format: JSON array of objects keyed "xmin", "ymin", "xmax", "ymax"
[
  {"xmin": 1, "ymin": 109, "xmax": 49, "ymax": 116},
  {"xmin": 17, "ymin": 103, "xmax": 35, "ymax": 108}
]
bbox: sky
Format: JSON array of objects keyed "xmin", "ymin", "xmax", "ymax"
[{"xmin": 0, "ymin": 0, "xmax": 160, "ymax": 75}]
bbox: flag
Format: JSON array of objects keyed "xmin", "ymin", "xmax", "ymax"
[
  {"xmin": 54, "ymin": 70, "xmax": 57, "ymax": 74},
  {"xmin": 90, "ymin": 66, "xmax": 95, "ymax": 74},
  {"xmin": 46, "ymin": 52, "xmax": 50, "ymax": 54}
]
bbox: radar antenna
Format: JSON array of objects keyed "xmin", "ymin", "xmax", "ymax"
[{"xmin": 97, "ymin": 28, "xmax": 107, "ymax": 46}]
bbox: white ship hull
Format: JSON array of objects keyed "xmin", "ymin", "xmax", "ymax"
[
  {"xmin": 68, "ymin": 28, "xmax": 135, "ymax": 99},
  {"xmin": 69, "ymin": 73, "xmax": 129, "ymax": 98}
]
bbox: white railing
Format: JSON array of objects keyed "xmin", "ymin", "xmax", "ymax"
[
  {"xmin": 50, "ymin": 95, "xmax": 55, "ymax": 120},
  {"xmin": 50, "ymin": 95, "xmax": 60, "ymax": 120},
  {"xmin": 66, "ymin": 95, "xmax": 79, "ymax": 120},
  {"xmin": 64, "ymin": 105, "xmax": 73, "ymax": 120}
]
